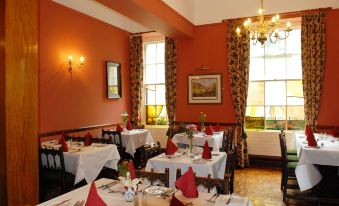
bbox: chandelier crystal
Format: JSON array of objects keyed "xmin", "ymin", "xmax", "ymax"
[{"xmin": 236, "ymin": 0, "xmax": 292, "ymax": 45}]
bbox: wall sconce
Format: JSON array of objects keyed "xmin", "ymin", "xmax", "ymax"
[{"xmin": 68, "ymin": 55, "xmax": 85, "ymax": 74}]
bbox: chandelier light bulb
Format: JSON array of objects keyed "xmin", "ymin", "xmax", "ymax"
[
  {"xmin": 272, "ymin": 16, "xmax": 276, "ymax": 23},
  {"xmin": 258, "ymin": 8, "xmax": 263, "ymax": 15},
  {"xmin": 236, "ymin": 27, "xmax": 241, "ymax": 35},
  {"xmin": 276, "ymin": 14, "xmax": 280, "ymax": 20},
  {"xmin": 286, "ymin": 22, "xmax": 291, "ymax": 28}
]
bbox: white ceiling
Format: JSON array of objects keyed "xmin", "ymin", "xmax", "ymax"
[
  {"xmin": 52, "ymin": 0, "xmax": 339, "ymax": 33},
  {"xmin": 52, "ymin": 0, "xmax": 150, "ymax": 33},
  {"xmin": 163, "ymin": 0, "xmax": 339, "ymax": 25}
]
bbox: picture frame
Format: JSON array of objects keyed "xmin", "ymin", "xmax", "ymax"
[
  {"xmin": 188, "ymin": 74, "xmax": 222, "ymax": 104},
  {"xmin": 106, "ymin": 61, "xmax": 122, "ymax": 99}
]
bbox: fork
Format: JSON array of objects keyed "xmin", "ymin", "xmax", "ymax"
[
  {"xmin": 73, "ymin": 200, "xmax": 85, "ymax": 206},
  {"xmin": 225, "ymin": 193, "xmax": 234, "ymax": 205},
  {"xmin": 206, "ymin": 194, "xmax": 217, "ymax": 202}
]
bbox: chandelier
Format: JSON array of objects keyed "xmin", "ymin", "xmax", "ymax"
[{"xmin": 236, "ymin": 0, "xmax": 292, "ymax": 45}]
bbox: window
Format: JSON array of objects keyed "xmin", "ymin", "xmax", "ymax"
[
  {"xmin": 245, "ymin": 28, "xmax": 305, "ymax": 130},
  {"xmin": 143, "ymin": 42, "xmax": 168, "ymax": 125}
]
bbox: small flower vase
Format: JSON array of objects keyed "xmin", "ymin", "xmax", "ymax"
[
  {"xmin": 189, "ymin": 138, "xmax": 193, "ymax": 157},
  {"xmin": 201, "ymin": 122, "xmax": 205, "ymax": 132},
  {"xmin": 125, "ymin": 187, "xmax": 135, "ymax": 202}
]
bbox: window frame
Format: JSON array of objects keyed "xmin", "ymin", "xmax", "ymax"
[
  {"xmin": 246, "ymin": 27, "xmax": 304, "ymax": 131},
  {"xmin": 142, "ymin": 41, "xmax": 168, "ymax": 126}
]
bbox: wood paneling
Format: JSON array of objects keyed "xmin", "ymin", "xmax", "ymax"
[
  {"xmin": 0, "ymin": 0, "xmax": 39, "ymax": 205},
  {"xmin": 39, "ymin": 123, "xmax": 117, "ymax": 138},
  {"xmin": 0, "ymin": 0, "xmax": 7, "ymax": 205}
]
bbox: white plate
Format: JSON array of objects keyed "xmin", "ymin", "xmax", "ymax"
[
  {"xmin": 192, "ymin": 158, "xmax": 207, "ymax": 164},
  {"xmin": 144, "ymin": 186, "xmax": 170, "ymax": 196}
]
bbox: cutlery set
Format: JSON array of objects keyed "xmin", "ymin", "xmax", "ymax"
[{"xmin": 206, "ymin": 193, "xmax": 234, "ymax": 205}]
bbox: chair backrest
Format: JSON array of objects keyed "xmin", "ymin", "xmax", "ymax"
[
  {"xmin": 221, "ymin": 128, "xmax": 234, "ymax": 152},
  {"xmin": 136, "ymin": 168, "xmax": 169, "ymax": 187},
  {"xmin": 64, "ymin": 134, "xmax": 85, "ymax": 143},
  {"xmin": 225, "ymin": 147, "xmax": 237, "ymax": 176},
  {"xmin": 91, "ymin": 136, "xmax": 113, "ymax": 144},
  {"xmin": 39, "ymin": 147, "xmax": 66, "ymax": 174},
  {"xmin": 279, "ymin": 132, "xmax": 288, "ymax": 172},
  {"xmin": 102, "ymin": 129, "xmax": 123, "ymax": 148},
  {"xmin": 176, "ymin": 169, "xmax": 227, "ymax": 194}
]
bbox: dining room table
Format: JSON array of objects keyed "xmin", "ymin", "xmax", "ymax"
[
  {"xmin": 172, "ymin": 131, "xmax": 224, "ymax": 152},
  {"xmin": 37, "ymin": 178, "xmax": 252, "ymax": 206},
  {"xmin": 145, "ymin": 149, "xmax": 227, "ymax": 189},
  {"xmin": 41, "ymin": 141, "xmax": 121, "ymax": 185},
  {"xmin": 104, "ymin": 129, "xmax": 155, "ymax": 157},
  {"xmin": 294, "ymin": 132, "xmax": 339, "ymax": 191}
]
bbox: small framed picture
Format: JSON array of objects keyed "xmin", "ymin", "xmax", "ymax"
[
  {"xmin": 106, "ymin": 61, "xmax": 122, "ymax": 99},
  {"xmin": 188, "ymin": 74, "xmax": 222, "ymax": 104}
]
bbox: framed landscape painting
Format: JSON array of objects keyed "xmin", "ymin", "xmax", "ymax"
[
  {"xmin": 188, "ymin": 74, "xmax": 222, "ymax": 104},
  {"xmin": 106, "ymin": 61, "xmax": 122, "ymax": 99}
]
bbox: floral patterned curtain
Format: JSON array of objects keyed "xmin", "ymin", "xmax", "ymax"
[
  {"xmin": 301, "ymin": 12, "xmax": 326, "ymax": 128},
  {"xmin": 227, "ymin": 20, "xmax": 250, "ymax": 168},
  {"xmin": 130, "ymin": 35, "xmax": 143, "ymax": 124},
  {"xmin": 165, "ymin": 37, "xmax": 177, "ymax": 137}
]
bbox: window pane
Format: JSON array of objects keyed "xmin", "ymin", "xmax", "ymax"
[
  {"xmin": 287, "ymin": 55, "xmax": 302, "ymax": 79},
  {"xmin": 145, "ymin": 65, "xmax": 156, "ymax": 84},
  {"xmin": 265, "ymin": 106, "xmax": 286, "ymax": 130},
  {"xmin": 287, "ymin": 80, "xmax": 304, "ymax": 105},
  {"xmin": 155, "ymin": 85, "xmax": 166, "ymax": 105},
  {"xmin": 265, "ymin": 57, "xmax": 286, "ymax": 80},
  {"xmin": 286, "ymin": 29, "xmax": 301, "ymax": 54},
  {"xmin": 146, "ymin": 44, "xmax": 156, "ymax": 64},
  {"xmin": 145, "ymin": 85, "xmax": 156, "ymax": 105},
  {"xmin": 245, "ymin": 106, "xmax": 265, "ymax": 130},
  {"xmin": 249, "ymin": 57, "xmax": 265, "ymax": 81},
  {"xmin": 265, "ymin": 81, "xmax": 286, "ymax": 105},
  {"xmin": 247, "ymin": 82, "xmax": 264, "ymax": 105},
  {"xmin": 265, "ymin": 39, "xmax": 285, "ymax": 56},
  {"xmin": 287, "ymin": 106, "xmax": 305, "ymax": 130},
  {"xmin": 156, "ymin": 64, "xmax": 165, "ymax": 84},
  {"xmin": 157, "ymin": 43, "xmax": 165, "ymax": 63},
  {"xmin": 250, "ymin": 41, "xmax": 264, "ymax": 57}
]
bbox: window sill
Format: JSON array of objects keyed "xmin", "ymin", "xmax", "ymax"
[
  {"xmin": 246, "ymin": 129, "xmax": 303, "ymax": 133},
  {"xmin": 145, "ymin": 125, "xmax": 168, "ymax": 129}
]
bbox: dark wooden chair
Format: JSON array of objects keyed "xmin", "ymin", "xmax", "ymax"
[
  {"xmin": 64, "ymin": 134, "xmax": 85, "ymax": 143},
  {"xmin": 102, "ymin": 129, "xmax": 123, "ymax": 151},
  {"xmin": 39, "ymin": 147, "xmax": 75, "ymax": 201},
  {"xmin": 224, "ymin": 147, "xmax": 237, "ymax": 194},
  {"xmin": 136, "ymin": 168, "xmax": 170, "ymax": 187},
  {"xmin": 279, "ymin": 133, "xmax": 319, "ymax": 204},
  {"xmin": 91, "ymin": 136, "xmax": 113, "ymax": 144},
  {"xmin": 129, "ymin": 120, "xmax": 145, "ymax": 129},
  {"xmin": 144, "ymin": 142, "xmax": 162, "ymax": 159},
  {"xmin": 221, "ymin": 127, "xmax": 235, "ymax": 153},
  {"xmin": 176, "ymin": 168, "xmax": 227, "ymax": 194}
]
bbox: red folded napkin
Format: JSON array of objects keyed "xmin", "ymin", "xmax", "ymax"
[
  {"xmin": 128, "ymin": 160, "xmax": 136, "ymax": 179},
  {"xmin": 59, "ymin": 134, "xmax": 68, "ymax": 152},
  {"xmin": 205, "ymin": 125, "xmax": 213, "ymax": 135},
  {"xmin": 305, "ymin": 126, "xmax": 317, "ymax": 147},
  {"xmin": 201, "ymin": 141, "xmax": 211, "ymax": 159},
  {"xmin": 170, "ymin": 194, "xmax": 185, "ymax": 206},
  {"xmin": 214, "ymin": 124, "xmax": 221, "ymax": 132},
  {"xmin": 85, "ymin": 182, "xmax": 107, "ymax": 206},
  {"xmin": 116, "ymin": 124, "xmax": 123, "ymax": 132},
  {"xmin": 126, "ymin": 121, "xmax": 133, "ymax": 131},
  {"xmin": 175, "ymin": 167, "xmax": 198, "ymax": 198},
  {"xmin": 165, "ymin": 138, "xmax": 178, "ymax": 155},
  {"xmin": 329, "ymin": 129, "xmax": 339, "ymax": 137},
  {"xmin": 84, "ymin": 132, "xmax": 92, "ymax": 146}
]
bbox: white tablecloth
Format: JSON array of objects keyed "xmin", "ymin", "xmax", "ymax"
[
  {"xmin": 121, "ymin": 129, "xmax": 154, "ymax": 157},
  {"xmin": 145, "ymin": 152, "xmax": 227, "ymax": 188},
  {"xmin": 172, "ymin": 131, "xmax": 224, "ymax": 152},
  {"xmin": 38, "ymin": 178, "xmax": 252, "ymax": 206},
  {"xmin": 294, "ymin": 132, "xmax": 339, "ymax": 191},
  {"xmin": 64, "ymin": 144, "xmax": 120, "ymax": 184}
]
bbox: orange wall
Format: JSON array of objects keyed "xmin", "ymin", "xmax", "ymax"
[
  {"xmin": 175, "ymin": 23, "xmax": 236, "ymax": 123},
  {"xmin": 39, "ymin": 0, "xmax": 131, "ymax": 132},
  {"xmin": 317, "ymin": 9, "xmax": 339, "ymax": 125},
  {"xmin": 176, "ymin": 10, "xmax": 339, "ymax": 125}
]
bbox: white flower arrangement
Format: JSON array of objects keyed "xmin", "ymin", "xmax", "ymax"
[
  {"xmin": 118, "ymin": 172, "xmax": 143, "ymax": 191},
  {"xmin": 121, "ymin": 112, "xmax": 129, "ymax": 127}
]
